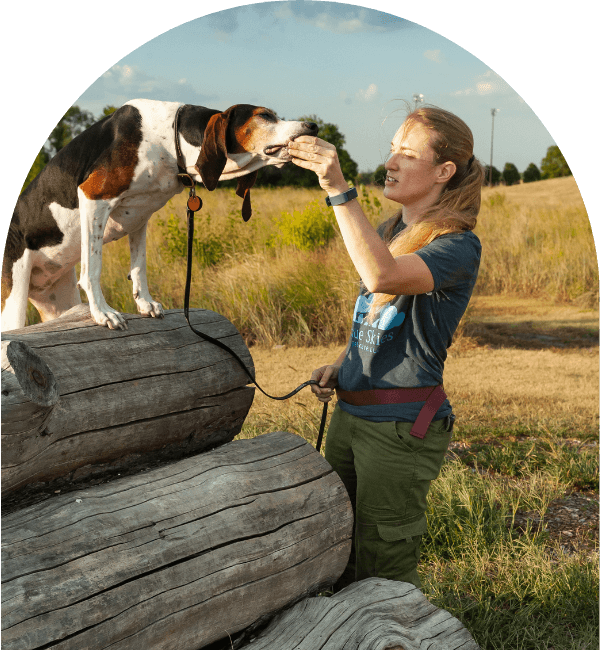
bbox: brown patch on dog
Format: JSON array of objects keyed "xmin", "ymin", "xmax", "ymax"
[
  {"xmin": 232, "ymin": 118, "xmax": 254, "ymax": 153},
  {"xmin": 80, "ymin": 140, "xmax": 139, "ymax": 200},
  {"xmin": 233, "ymin": 109, "xmax": 272, "ymax": 153}
]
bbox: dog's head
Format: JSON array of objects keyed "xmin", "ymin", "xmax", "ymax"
[{"xmin": 195, "ymin": 105, "xmax": 318, "ymax": 221}]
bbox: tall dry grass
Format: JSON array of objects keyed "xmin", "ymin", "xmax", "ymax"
[{"xmin": 20, "ymin": 176, "xmax": 598, "ymax": 340}]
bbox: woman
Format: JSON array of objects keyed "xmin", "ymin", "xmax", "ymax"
[{"xmin": 287, "ymin": 106, "xmax": 485, "ymax": 590}]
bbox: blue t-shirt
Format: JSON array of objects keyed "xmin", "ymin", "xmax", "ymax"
[{"xmin": 337, "ymin": 218, "xmax": 481, "ymax": 422}]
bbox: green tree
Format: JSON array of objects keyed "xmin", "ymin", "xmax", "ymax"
[
  {"xmin": 373, "ymin": 164, "xmax": 387, "ymax": 186},
  {"xmin": 522, "ymin": 162, "xmax": 541, "ymax": 183},
  {"xmin": 101, "ymin": 105, "xmax": 118, "ymax": 117},
  {"xmin": 502, "ymin": 162, "xmax": 520, "ymax": 186},
  {"xmin": 21, "ymin": 147, "xmax": 50, "ymax": 193},
  {"xmin": 541, "ymin": 145, "xmax": 571, "ymax": 179},
  {"xmin": 484, "ymin": 165, "xmax": 502, "ymax": 186}
]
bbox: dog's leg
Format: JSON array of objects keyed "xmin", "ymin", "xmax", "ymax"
[
  {"xmin": 1, "ymin": 248, "xmax": 33, "ymax": 332},
  {"xmin": 77, "ymin": 190, "xmax": 128, "ymax": 330},
  {"xmin": 128, "ymin": 222, "xmax": 164, "ymax": 319}
]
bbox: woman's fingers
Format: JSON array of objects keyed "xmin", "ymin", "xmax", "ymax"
[
  {"xmin": 288, "ymin": 139, "xmax": 346, "ymax": 191},
  {"xmin": 309, "ymin": 365, "xmax": 338, "ymax": 403}
]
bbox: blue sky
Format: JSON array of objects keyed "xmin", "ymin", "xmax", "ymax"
[{"xmin": 74, "ymin": 3, "xmax": 554, "ymax": 175}]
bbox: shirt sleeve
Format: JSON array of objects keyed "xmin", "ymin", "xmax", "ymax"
[{"xmin": 414, "ymin": 231, "xmax": 482, "ymax": 292}]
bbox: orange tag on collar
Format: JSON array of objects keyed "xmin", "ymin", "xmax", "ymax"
[{"xmin": 187, "ymin": 196, "xmax": 202, "ymax": 212}]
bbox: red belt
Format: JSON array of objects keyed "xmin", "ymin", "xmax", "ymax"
[{"xmin": 335, "ymin": 385, "xmax": 447, "ymax": 439}]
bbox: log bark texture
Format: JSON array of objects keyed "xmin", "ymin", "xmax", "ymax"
[
  {"xmin": 1, "ymin": 305, "xmax": 255, "ymax": 498},
  {"xmin": 237, "ymin": 577, "xmax": 480, "ymax": 650},
  {"xmin": 1, "ymin": 431, "xmax": 353, "ymax": 650}
]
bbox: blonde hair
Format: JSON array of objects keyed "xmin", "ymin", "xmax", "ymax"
[{"xmin": 368, "ymin": 105, "xmax": 485, "ymax": 318}]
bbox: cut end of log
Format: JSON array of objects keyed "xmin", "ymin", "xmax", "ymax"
[{"xmin": 1, "ymin": 340, "xmax": 59, "ymax": 407}]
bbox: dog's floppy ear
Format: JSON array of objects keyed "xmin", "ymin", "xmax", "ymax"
[
  {"xmin": 236, "ymin": 171, "xmax": 258, "ymax": 222},
  {"xmin": 195, "ymin": 111, "xmax": 230, "ymax": 191}
]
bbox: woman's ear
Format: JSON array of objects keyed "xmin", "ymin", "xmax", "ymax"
[{"xmin": 436, "ymin": 160, "xmax": 456, "ymax": 185}]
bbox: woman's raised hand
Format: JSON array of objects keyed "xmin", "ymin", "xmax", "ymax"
[{"xmin": 287, "ymin": 137, "xmax": 348, "ymax": 194}]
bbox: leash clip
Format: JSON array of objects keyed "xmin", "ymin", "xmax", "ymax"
[
  {"xmin": 178, "ymin": 173, "xmax": 202, "ymax": 213},
  {"xmin": 187, "ymin": 186, "xmax": 202, "ymax": 213}
]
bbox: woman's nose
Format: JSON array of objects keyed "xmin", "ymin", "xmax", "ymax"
[{"xmin": 386, "ymin": 154, "xmax": 399, "ymax": 170}]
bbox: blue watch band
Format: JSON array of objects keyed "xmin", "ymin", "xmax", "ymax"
[{"xmin": 325, "ymin": 187, "xmax": 358, "ymax": 206}]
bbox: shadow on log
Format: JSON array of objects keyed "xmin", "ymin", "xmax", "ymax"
[
  {"xmin": 1, "ymin": 305, "xmax": 255, "ymax": 504},
  {"xmin": 235, "ymin": 577, "xmax": 480, "ymax": 650},
  {"xmin": 1, "ymin": 431, "xmax": 353, "ymax": 650}
]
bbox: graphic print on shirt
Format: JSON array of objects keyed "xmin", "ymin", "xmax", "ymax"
[{"xmin": 351, "ymin": 293, "xmax": 406, "ymax": 354}]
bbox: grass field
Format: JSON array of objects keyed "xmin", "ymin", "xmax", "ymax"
[{"xmin": 15, "ymin": 175, "xmax": 600, "ymax": 648}]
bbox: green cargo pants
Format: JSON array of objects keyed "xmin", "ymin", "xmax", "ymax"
[{"xmin": 324, "ymin": 404, "xmax": 453, "ymax": 590}]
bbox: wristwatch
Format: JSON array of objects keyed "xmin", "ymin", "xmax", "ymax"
[{"xmin": 325, "ymin": 187, "xmax": 358, "ymax": 206}]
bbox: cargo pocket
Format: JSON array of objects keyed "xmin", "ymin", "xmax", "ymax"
[
  {"xmin": 355, "ymin": 514, "xmax": 427, "ymax": 588},
  {"xmin": 377, "ymin": 514, "xmax": 428, "ymax": 543}
]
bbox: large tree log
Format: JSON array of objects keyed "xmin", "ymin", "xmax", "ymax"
[
  {"xmin": 1, "ymin": 305, "xmax": 255, "ymax": 500},
  {"xmin": 2, "ymin": 339, "xmax": 59, "ymax": 437},
  {"xmin": 237, "ymin": 577, "xmax": 480, "ymax": 650},
  {"xmin": 1, "ymin": 431, "xmax": 353, "ymax": 650}
]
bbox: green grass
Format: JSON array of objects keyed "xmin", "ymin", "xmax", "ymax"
[
  {"xmin": 421, "ymin": 459, "xmax": 598, "ymax": 649},
  {"xmin": 238, "ymin": 400, "xmax": 599, "ymax": 650}
]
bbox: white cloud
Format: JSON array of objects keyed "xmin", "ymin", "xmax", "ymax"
[
  {"xmin": 451, "ymin": 69, "xmax": 512, "ymax": 97},
  {"xmin": 424, "ymin": 49, "xmax": 442, "ymax": 63},
  {"xmin": 356, "ymin": 83, "xmax": 379, "ymax": 102},
  {"xmin": 80, "ymin": 64, "xmax": 219, "ymax": 107}
]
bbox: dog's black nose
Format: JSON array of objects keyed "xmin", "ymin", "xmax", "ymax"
[{"xmin": 303, "ymin": 122, "xmax": 318, "ymax": 134}]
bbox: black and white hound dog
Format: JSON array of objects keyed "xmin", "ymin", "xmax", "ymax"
[{"xmin": 1, "ymin": 99, "xmax": 317, "ymax": 331}]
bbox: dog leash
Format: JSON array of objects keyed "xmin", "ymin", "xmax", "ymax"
[{"xmin": 178, "ymin": 180, "xmax": 329, "ymax": 453}]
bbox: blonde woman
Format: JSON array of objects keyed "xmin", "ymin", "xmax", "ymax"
[{"xmin": 288, "ymin": 106, "xmax": 485, "ymax": 590}]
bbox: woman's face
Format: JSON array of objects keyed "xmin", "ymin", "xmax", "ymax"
[{"xmin": 383, "ymin": 121, "xmax": 444, "ymax": 207}]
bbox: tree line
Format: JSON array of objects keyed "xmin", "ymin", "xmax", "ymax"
[
  {"xmin": 21, "ymin": 104, "xmax": 571, "ymax": 192},
  {"xmin": 356, "ymin": 144, "xmax": 572, "ymax": 188}
]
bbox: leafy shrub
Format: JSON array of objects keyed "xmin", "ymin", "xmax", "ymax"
[
  {"xmin": 268, "ymin": 199, "xmax": 337, "ymax": 251},
  {"xmin": 158, "ymin": 204, "xmax": 225, "ymax": 268}
]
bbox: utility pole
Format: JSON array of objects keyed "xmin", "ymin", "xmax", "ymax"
[{"xmin": 489, "ymin": 108, "xmax": 499, "ymax": 186}]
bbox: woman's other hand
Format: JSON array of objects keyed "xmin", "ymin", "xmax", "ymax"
[{"xmin": 310, "ymin": 364, "xmax": 340, "ymax": 403}]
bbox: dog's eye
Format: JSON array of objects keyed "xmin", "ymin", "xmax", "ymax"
[{"xmin": 259, "ymin": 112, "xmax": 277, "ymax": 122}]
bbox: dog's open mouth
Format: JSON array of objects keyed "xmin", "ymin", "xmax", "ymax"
[{"xmin": 263, "ymin": 143, "xmax": 288, "ymax": 156}]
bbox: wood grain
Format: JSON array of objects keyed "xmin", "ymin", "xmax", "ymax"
[
  {"xmin": 1, "ymin": 305, "xmax": 255, "ymax": 498},
  {"xmin": 237, "ymin": 576, "xmax": 480, "ymax": 650},
  {"xmin": 1, "ymin": 431, "xmax": 353, "ymax": 650}
]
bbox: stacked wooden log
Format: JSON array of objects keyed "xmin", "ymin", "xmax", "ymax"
[
  {"xmin": 2, "ymin": 305, "xmax": 479, "ymax": 650},
  {"xmin": 2, "ymin": 430, "xmax": 353, "ymax": 650},
  {"xmin": 2, "ymin": 305, "xmax": 255, "ymax": 501},
  {"xmin": 235, "ymin": 577, "xmax": 480, "ymax": 650}
]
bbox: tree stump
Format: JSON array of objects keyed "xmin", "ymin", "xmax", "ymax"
[
  {"xmin": 1, "ymin": 305, "xmax": 255, "ymax": 500},
  {"xmin": 236, "ymin": 577, "xmax": 480, "ymax": 650},
  {"xmin": 1, "ymin": 431, "xmax": 353, "ymax": 650}
]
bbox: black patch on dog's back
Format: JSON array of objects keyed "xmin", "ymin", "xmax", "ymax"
[{"xmin": 3, "ymin": 105, "xmax": 144, "ymax": 282}]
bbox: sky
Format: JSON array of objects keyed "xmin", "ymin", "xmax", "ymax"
[{"xmin": 72, "ymin": 2, "xmax": 551, "ymax": 175}]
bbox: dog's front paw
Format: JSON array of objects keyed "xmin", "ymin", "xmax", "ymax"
[
  {"xmin": 91, "ymin": 306, "xmax": 128, "ymax": 330},
  {"xmin": 136, "ymin": 299, "xmax": 164, "ymax": 319}
]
